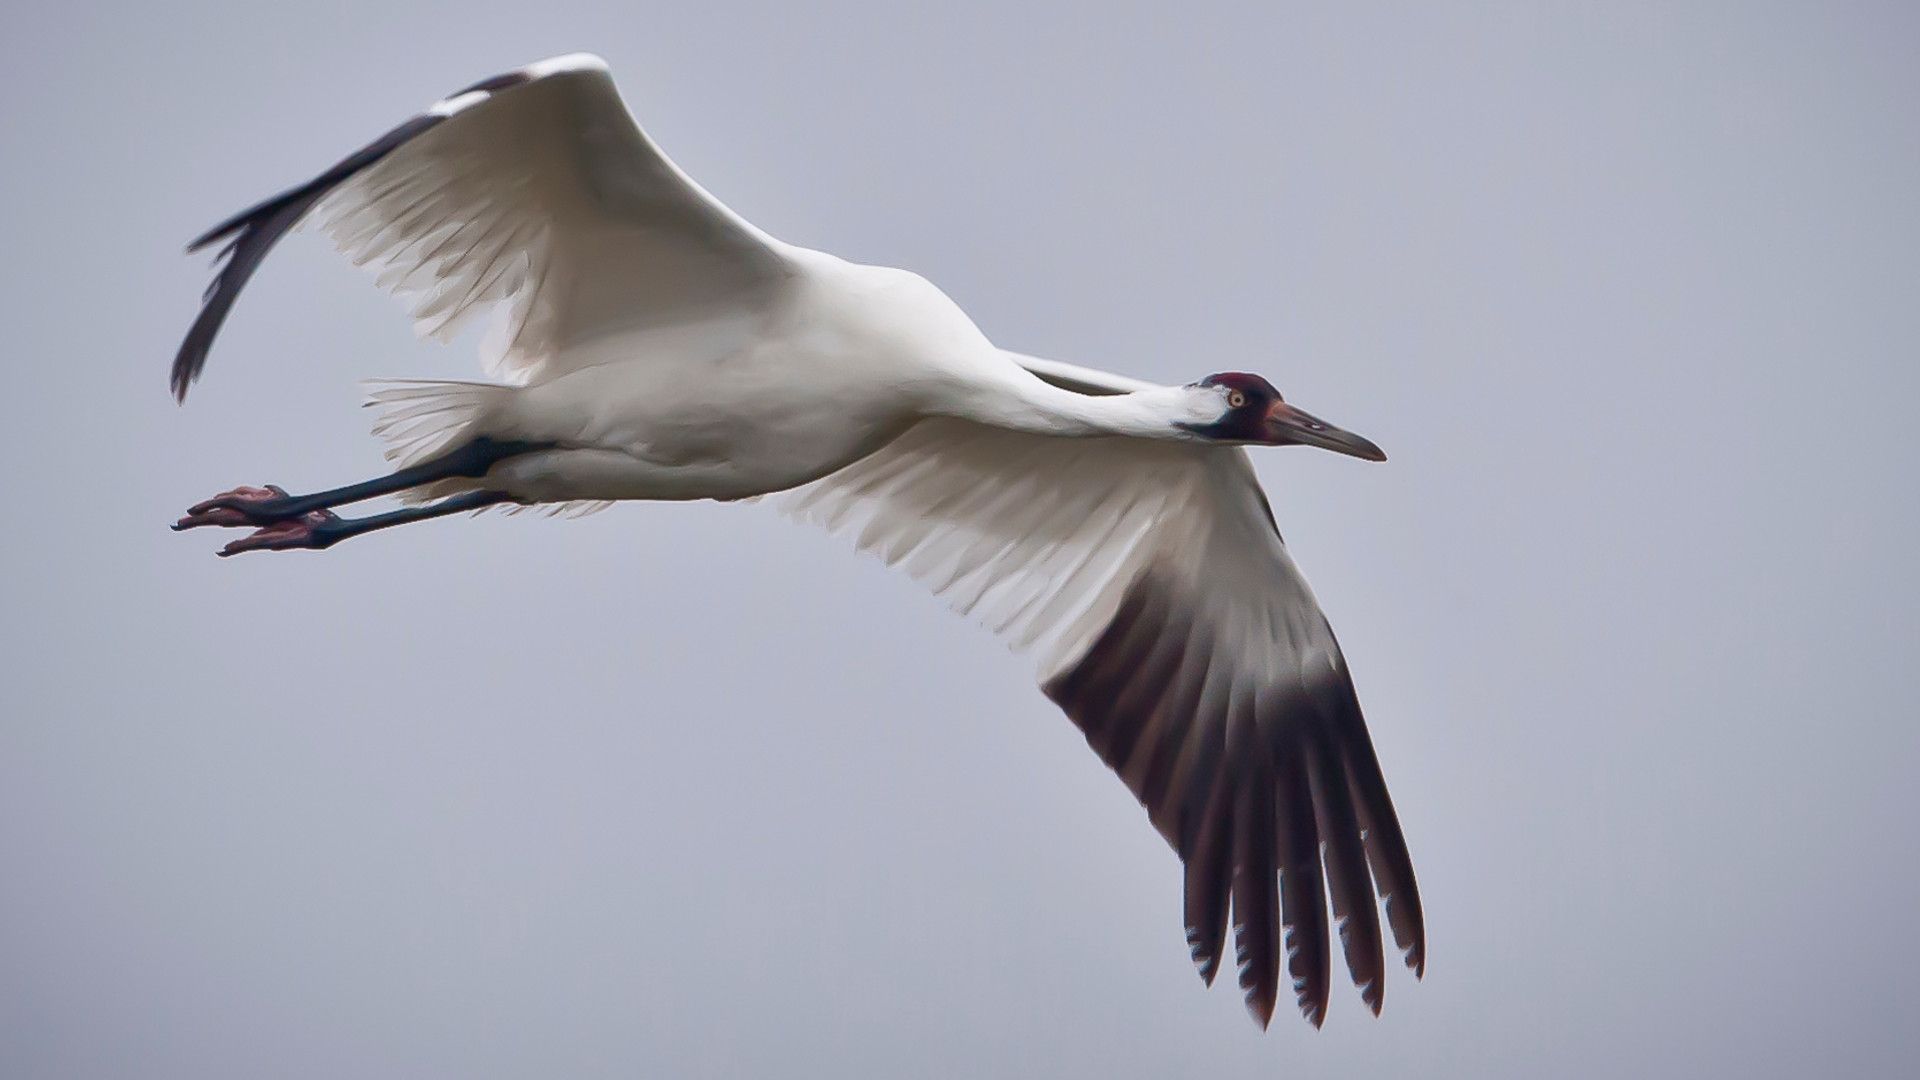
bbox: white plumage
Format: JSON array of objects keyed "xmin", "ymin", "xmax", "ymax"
[
  {"xmin": 170, "ymin": 53, "xmax": 1425, "ymax": 1031},
  {"xmin": 313, "ymin": 53, "xmax": 787, "ymax": 381}
]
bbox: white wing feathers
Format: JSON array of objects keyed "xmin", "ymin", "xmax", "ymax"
[
  {"xmin": 782, "ymin": 350, "xmax": 1256, "ymax": 682},
  {"xmin": 785, "ymin": 417, "xmax": 1204, "ymax": 674},
  {"xmin": 173, "ymin": 53, "xmax": 790, "ymax": 399}
]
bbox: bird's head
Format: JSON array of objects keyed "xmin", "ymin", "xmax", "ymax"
[{"xmin": 1176, "ymin": 372, "xmax": 1386, "ymax": 461}]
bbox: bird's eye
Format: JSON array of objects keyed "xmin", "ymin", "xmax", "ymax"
[{"xmin": 1226, "ymin": 389, "xmax": 1247, "ymax": 409}]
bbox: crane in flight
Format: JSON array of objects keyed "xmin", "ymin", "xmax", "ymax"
[{"xmin": 169, "ymin": 54, "xmax": 1424, "ymax": 1030}]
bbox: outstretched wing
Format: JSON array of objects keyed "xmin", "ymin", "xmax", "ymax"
[
  {"xmin": 172, "ymin": 53, "xmax": 792, "ymax": 400},
  {"xmin": 780, "ymin": 354, "xmax": 1425, "ymax": 1028}
]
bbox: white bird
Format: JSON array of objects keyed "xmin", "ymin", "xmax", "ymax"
[{"xmin": 170, "ymin": 53, "xmax": 1424, "ymax": 1030}]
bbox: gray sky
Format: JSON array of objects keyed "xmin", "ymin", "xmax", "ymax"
[{"xmin": 4, "ymin": 2, "xmax": 1917, "ymax": 1077}]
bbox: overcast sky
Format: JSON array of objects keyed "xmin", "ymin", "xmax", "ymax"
[{"xmin": 3, "ymin": 3, "xmax": 1917, "ymax": 1077}]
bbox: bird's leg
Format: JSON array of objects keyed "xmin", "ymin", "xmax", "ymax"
[
  {"xmin": 173, "ymin": 436, "xmax": 543, "ymax": 530},
  {"xmin": 213, "ymin": 490, "xmax": 515, "ymax": 557}
]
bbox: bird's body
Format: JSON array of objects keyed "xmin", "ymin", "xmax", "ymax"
[
  {"xmin": 373, "ymin": 251, "xmax": 1222, "ymax": 506},
  {"xmin": 444, "ymin": 255, "xmax": 938, "ymax": 503},
  {"xmin": 170, "ymin": 53, "xmax": 1425, "ymax": 1033}
]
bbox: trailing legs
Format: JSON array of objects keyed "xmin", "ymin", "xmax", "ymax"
[{"xmin": 174, "ymin": 436, "xmax": 541, "ymax": 555}]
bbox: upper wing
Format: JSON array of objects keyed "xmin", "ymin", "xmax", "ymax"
[
  {"xmin": 999, "ymin": 351, "xmax": 1161, "ymax": 396},
  {"xmin": 172, "ymin": 53, "xmax": 792, "ymax": 400},
  {"xmin": 780, "ymin": 357, "xmax": 1425, "ymax": 1028}
]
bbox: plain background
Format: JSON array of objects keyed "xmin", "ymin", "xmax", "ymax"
[{"xmin": 4, "ymin": 2, "xmax": 1916, "ymax": 1077}]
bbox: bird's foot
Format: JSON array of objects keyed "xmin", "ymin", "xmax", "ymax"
[
  {"xmin": 173, "ymin": 484, "xmax": 301, "ymax": 530},
  {"xmin": 215, "ymin": 509, "xmax": 345, "ymax": 557},
  {"xmin": 171, "ymin": 485, "xmax": 345, "ymax": 555}
]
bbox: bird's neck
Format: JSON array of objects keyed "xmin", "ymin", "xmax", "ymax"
[{"xmin": 945, "ymin": 370, "xmax": 1200, "ymax": 440}]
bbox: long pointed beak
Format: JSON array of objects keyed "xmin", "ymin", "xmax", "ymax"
[{"xmin": 1266, "ymin": 401, "xmax": 1387, "ymax": 462}]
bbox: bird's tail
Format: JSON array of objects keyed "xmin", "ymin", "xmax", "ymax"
[
  {"xmin": 361, "ymin": 378, "xmax": 609, "ymax": 518},
  {"xmin": 362, "ymin": 378, "xmax": 508, "ymax": 483}
]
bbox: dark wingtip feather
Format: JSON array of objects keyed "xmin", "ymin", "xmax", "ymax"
[
  {"xmin": 185, "ymin": 206, "xmax": 261, "ymax": 254},
  {"xmin": 1271, "ymin": 737, "xmax": 1330, "ymax": 1029},
  {"xmin": 1187, "ymin": 927, "xmax": 1220, "ymax": 986},
  {"xmin": 1391, "ymin": 892, "xmax": 1427, "ymax": 977},
  {"xmin": 1304, "ymin": 716, "xmax": 1387, "ymax": 1017},
  {"xmin": 167, "ymin": 103, "xmax": 450, "ymax": 401},
  {"xmin": 1236, "ymin": 910, "xmax": 1278, "ymax": 1029},
  {"xmin": 1229, "ymin": 726, "xmax": 1281, "ymax": 1031},
  {"xmin": 1234, "ymin": 918, "xmax": 1280, "ymax": 1029},
  {"xmin": 1180, "ymin": 780, "xmax": 1231, "ymax": 989},
  {"xmin": 1244, "ymin": 994, "xmax": 1276, "ymax": 1030}
]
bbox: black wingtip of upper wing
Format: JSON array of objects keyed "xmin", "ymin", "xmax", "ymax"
[
  {"xmin": 1180, "ymin": 759, "xmax": 1232, "ymax": 992},
  {"xmin": 447, "ymin": 67, "xmax": 538, "ymax": 98},
  {"xmin": 184, "ymin": 198, "xmax": 272, "ymax": 255},
  {"xmin": 165, "ymin": 57, "xmax": 583, "ymax": 402},
  {"xmin": 168, "ymin": 106, "xmax": 453, "ymax": 403},
  {"xmin": 171, "ymin": 188, "xmax": 310, "ymax": 401}
]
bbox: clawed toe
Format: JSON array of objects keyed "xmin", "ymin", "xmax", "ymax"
[
  {"xmin": 174, "ymin": 484, "xmax": 293, "ymax": 530},
  {"xmin": 216, "ymin": 509, "xmax": 343, "ymax": 557}
]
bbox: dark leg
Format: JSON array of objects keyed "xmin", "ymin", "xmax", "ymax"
[
  {"xmin": 174, "ymin": 436, "xmax": 544, "ymax": 531},
  {"xmin": 215, "ymin": 490, "xmax": 514, "ymax": 557}
]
